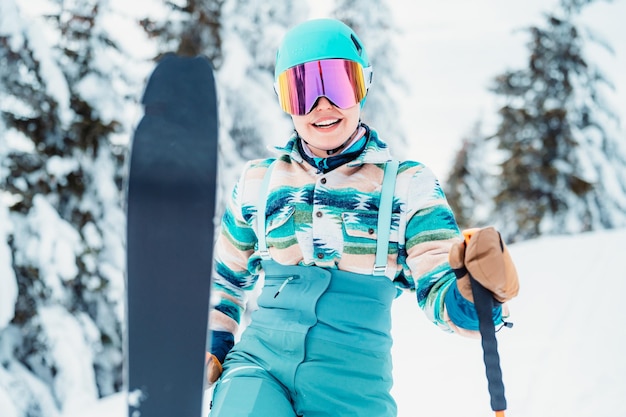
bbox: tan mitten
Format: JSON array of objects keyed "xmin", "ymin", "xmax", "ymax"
[{"xmin": 464, "ymin": 227, "xmax": 519, "ymax": 303}]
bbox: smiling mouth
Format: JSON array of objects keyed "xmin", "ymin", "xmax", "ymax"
[{"xmin": 313, "ymin": 119, "xmax": 340, "ymax": 128}]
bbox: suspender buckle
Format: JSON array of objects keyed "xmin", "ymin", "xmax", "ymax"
[{"xmin": 373, "ymin": 264, "xmax": 387, "ymax": 276}]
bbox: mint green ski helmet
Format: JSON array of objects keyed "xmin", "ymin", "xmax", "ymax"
[{"xmin": 274, "ymin": 18, "xmax": 371, "ymax": 79}]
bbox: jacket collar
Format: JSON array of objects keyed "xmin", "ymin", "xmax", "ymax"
[{"xmin": 272, "ymin": 124, "xmax": 393, "ymax": 167}]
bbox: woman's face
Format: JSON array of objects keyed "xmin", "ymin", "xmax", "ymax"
[{"xmin": 291, "ymin": 97, "xmax": 361, "ymax": 157}]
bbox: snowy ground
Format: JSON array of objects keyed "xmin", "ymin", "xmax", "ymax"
[
  {"xmin": 390, "ymin": 228, "xmax": 626, "ymax": 417},
  {"xmin": 63, "ymin": 228, "xmax": 626, "ymax": 417}
]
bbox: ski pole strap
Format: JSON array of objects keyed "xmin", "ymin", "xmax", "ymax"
[{"xmin": 463, "ymin": 229, "xmax": 507, "ymax": 416}]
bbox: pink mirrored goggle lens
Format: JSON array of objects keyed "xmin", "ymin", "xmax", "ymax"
[{"xmin": 275, "ymin": 59, "xmax": 371, "ymax": 115}]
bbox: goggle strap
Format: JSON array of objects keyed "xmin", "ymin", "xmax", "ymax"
[{"xmin": 362, "ymin": 65, "xmax": 373, "ymax": 90}]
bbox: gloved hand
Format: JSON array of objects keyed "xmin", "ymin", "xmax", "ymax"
[
  {"xmin": 206, "ymin": 330, "xmax": 234, "ymax": 385},
  {"xmin": 448, "ymin": 227, "xmax": 519, "ymax": 303},
  {"xmin": 205, "ymin": 352, "xmax": 223, "ymax": 385}
]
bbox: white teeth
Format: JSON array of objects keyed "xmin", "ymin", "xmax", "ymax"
[{"xmin": 314, "ymin": 119, "xmax": 339, "ymax": 127}]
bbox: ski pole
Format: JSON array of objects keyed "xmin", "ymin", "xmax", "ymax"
[{"xmin": 463, "ymin": 229, "xmax": 507, "ymax": 417}]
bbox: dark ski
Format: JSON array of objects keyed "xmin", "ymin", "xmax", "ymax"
[{"xmin": 126, "ymin": 53, "xmax": 218, "ymax": 417}]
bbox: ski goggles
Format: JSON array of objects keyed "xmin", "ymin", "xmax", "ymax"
[{"xmin": 275, "ymin": 59, "xmax": 373, "ymax": 115}]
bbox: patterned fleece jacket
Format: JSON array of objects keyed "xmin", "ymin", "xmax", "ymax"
[{"xmin": 210, "ymin": 126, "xmax": 503, "ymax": 339}]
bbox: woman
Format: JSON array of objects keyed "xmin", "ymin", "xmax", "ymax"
[{"xmin": 206, "ymin": 18, "xmax": 519, "ymax": 417}]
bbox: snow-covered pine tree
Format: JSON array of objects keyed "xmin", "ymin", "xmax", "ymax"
[
  {"xmin": 0, "ymin": 0, "xmax": 147, "ymax": 414},
  {"xmin": 216, "ymin": 0, "xmax": 309, "ymax": 211},
  {"xmin": 330, "ymin": 0, "xmax": 407, "ymax": 154},
  {"xmin": 444, "ymin": 121, "xmax": 498, "ymax": 230},
  {"xmin": 139, "ymin": 0, "xmax": 224, "ymax": 61},
  {"xmin": 485, "ymin": 0, "xmax": 626, "ymax": 242}
]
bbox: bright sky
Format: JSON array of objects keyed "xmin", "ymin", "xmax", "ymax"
[{"xmin": 390, "ymin": 0, "xmax": 626, "ymax": 177}]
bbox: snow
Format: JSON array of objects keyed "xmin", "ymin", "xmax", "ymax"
[
  {"xmin": 46, "ymin": 156, "xmax": 80, "ymax": 183},
  {"xmin": 8, "ymin": 0, "xmax": 73, "ymax": 126},
  {"xmin": 57, "ymin": 228, "xmax": 626, "ymax": 417},
  {"xmin": 393, "ymin": 228, "xmax": 626, "ymax": 417},
  {"xmin": 1, "ymin": 360, "xmax": 61, "ymax": 417},
  {"xmin": 37, "ymin": 306, "xmax": 100, "ymax": 414},
  {"xmin": 0, "ymin": 203, "xmax": 18, "ymax": 329},
  {"xmin": 21, "ymin": 196, "xmax": 81, "ymax": 293}
]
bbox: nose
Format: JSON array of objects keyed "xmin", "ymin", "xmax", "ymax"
[{"xmin": 314, "ymin": 96, "xmax": 334, "ymax": 110}]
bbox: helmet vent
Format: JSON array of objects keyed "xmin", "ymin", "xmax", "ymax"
[{"xmin": 351, "ymin": 34, "xmax": 363, "ymax": 56}]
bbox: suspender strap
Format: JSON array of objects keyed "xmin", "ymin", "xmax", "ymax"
[
  {"xmin": 373, "ymin": 160, "xmax": 399, "ymax": 276},
  {"xmin": 257, "ymin": 161, "xmax": 276, "ymax": 260}
]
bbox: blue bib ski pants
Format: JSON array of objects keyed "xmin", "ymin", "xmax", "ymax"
[
  {"xmin": 210, "ymin": 261, "xmax": 398, "ymax": 417},
  {"xmin": 210, "ymin": 161, "xmax": 399, "ymax": 417}
]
